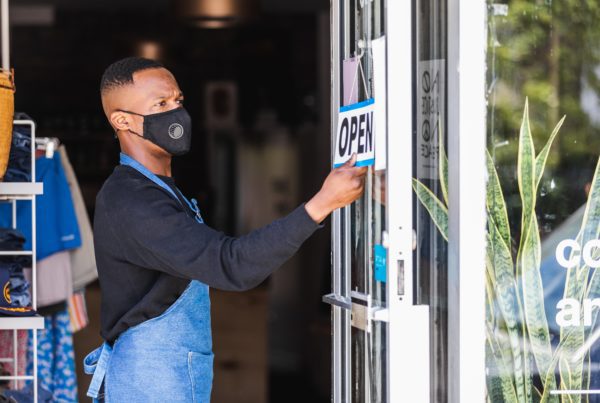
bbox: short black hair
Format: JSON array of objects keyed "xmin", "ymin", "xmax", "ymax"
[{"xmin": 100, "ymin": 57, "xmax": 163, "ymax": 94}]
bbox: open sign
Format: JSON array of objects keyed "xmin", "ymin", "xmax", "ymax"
[{"xmin": 333, "ymin": 98, "xmax": 376, "ymax": 168}]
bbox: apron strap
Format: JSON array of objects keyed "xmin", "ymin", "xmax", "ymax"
[{"xmin": 84, "ymin": 342, "xmax": 113, "ymax": 402}]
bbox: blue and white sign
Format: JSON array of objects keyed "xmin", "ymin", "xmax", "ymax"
[
  {"xmin": 374, "ymin": 244, "xmax": 387, "ymax": 283},
  {"xmin": 334, "ymin": 98, "xmax": 376, "ymax": 168}
]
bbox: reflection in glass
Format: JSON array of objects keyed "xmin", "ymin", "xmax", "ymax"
[{"xmin": 414, "ymin": 0, "xmax": 448, "ymax": 401}]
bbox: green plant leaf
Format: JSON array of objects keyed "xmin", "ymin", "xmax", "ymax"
[
  {"xmin": 487, "ymin": 323, "xmax": 519, "ymax": 402},
  {"xmin": 439, "ymin": 118, "xmax": 449, "ymax": 207},
  {"xmin": 580, "ymin": 158, "xmax": 600, "ymax": 342},
  {"xmin": 534, "ymin": 115, "xmax": 566, "ymax": 191},
  {"xmin": 514, "ymin": 99, "xmax": 544, "ymax": 401},
  {"xmin": 412, "ymin": 178, "xmax": 448, "ymax": 241},
  {"xmin": 488, "ymin": 219, "xmax": 527, "ymax": 401},
  {"xmin": 557, "ymin": 325, "xmax": 585, "ymax": 400},
  {"xmin": 517, "ymin": 98, "xmax": 537, "ymax": 274},
  {"xmin": 582, "ymin": 157, "xmax": 600, "ymax": 301},
  {"xmin": 486, "ymin": 255, "xmax": 497, "ymax": 327},
  {"xmin": 521, "ymin": 217, "xmax": 556, "ymax": 392},
  {"xmin": 486, "ymin": 150, "xmax": 512, "ymax": 249},
  {"xmin": 539, "ymin": 347, "xmax": 561, "ymax": 403},
  {"xmin": 523, "ymin": 341, "xmax": 533, "ymax": 403}
]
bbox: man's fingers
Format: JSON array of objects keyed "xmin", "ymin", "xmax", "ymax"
[
  {"xmin": 342, "ymin": 153, "xmax": 357, "ymax": 168},
  {"xmin": 350, "ymin": 166, "xmax": 368, "ymax": 177}
]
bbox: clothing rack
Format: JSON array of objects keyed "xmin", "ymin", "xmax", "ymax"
[{"xmin": 0, "ymin": 119, "xmax": 44, "ymax": 402}]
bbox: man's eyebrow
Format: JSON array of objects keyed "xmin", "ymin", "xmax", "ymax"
[{"xmin": 151, "ymin": 91, "xmax": 184, "ymax": 101}]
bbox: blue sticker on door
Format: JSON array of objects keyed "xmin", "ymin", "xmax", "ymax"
[{"xmin": 374, "ymin": 244, "xmax": 387, "ymax": 283}]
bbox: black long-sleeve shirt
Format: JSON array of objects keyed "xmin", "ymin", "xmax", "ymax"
[{"xmin": 94, "ymin": 164, "xmax": 321, "ymax": 343}]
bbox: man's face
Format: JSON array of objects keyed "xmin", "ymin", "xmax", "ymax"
[{"xmin": 106, "ymin": 67, "xmax": 185, "ymax": 156}]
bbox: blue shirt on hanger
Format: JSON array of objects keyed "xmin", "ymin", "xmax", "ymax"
[{"xmin": 0, "ymin": 152, "xmax": 81, "ymax": 260}]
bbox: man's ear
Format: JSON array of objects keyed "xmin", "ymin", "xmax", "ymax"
[{"xmin": 110, "ymin": 110, "xmax": 133, "ymax": 132}]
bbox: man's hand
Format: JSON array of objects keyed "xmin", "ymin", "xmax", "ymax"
[{"xmin": 305, "ymin": 154, "xmax": 368, "ymax": 224}]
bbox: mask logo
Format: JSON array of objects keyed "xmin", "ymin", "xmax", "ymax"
[{"xmin": 168, "ymin": 123, "xmax": 184, "ymax": 140}]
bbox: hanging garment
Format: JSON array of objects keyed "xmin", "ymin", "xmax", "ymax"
[
  {"xmin": 58, "ymin": 146, "xmax": 98, "ymax": 289},
  {"xmin": 0, "ymin": 329, "xmax": 28, "ymax": 390},
  {"xmin": 24, "ymin": 251, "xmax": 73, "ymax": 308},
  {"xmin": 0, "ymin": 70, "xmax": 14, "ymax": 181},
  {"xmin": 0, "ymin": 152, "xmax": 82, "ymax": 259},
  {"xmin": 27, "ymin": 308, "xmax": 78, "ymax": 402},
  {"xmin": 67, "ymin": 290, "xmax": 89, "ymax": 333}
]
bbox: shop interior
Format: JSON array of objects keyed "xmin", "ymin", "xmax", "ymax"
[{"xmin": 1, "ymin": 0, "xmax": 333, "ymax": 401}]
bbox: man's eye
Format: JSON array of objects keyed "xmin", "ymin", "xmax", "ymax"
[
  {"xmin": 157, "ymin": 100, "xmax": 167, "ymax": 107},
  {"xmin": 177, "ymin": 99, "xmax": 184, "ymax": 105}
]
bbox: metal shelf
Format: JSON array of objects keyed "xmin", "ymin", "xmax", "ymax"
[
  {"xmin": 0, "ymin": 315, "xmax": 44, "ymax": 330},
  {"xmin": 0, "ymin": 182, "xmax": 43, "ymax": 197},
  {"xmin": 0, "ymin": 251, "xmax": 33, "ymax": 256}
]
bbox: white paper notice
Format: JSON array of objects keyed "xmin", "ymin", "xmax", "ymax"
[
  {"xmin": 416, "ymin": 59, "xmax": 445, "ymax": 180},
  {"xmin": 372, "ymin": 36, "xmax": 387, "ymax": 171},
  {"xmin": 333, "ymin": 98, "xmax": 376, "ymax": 168},
  {"xmin": 342, "ymin": 57, "xmax": 359, "ymax": 107}
]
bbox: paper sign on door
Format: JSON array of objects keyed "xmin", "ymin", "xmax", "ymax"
[{"xmin": 333, "ymin": 98, "xmax": 376, "ymax": 168}]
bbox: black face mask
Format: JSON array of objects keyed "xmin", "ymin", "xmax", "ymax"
[{"xmin": 119, "ymin": 107, "xmax": 192, "ymax": 156}]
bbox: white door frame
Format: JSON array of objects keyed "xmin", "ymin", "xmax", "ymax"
[
  {"xmin": 385, "ymin": 0, "xmax": 431, "ymax": 401},
  {"xmin": 329, "ymin": 0, "xmax": 488, "ymax": 401},
  {"xmin": 447, "ymin": 0, "xmax": 487, "ymax": 402}
]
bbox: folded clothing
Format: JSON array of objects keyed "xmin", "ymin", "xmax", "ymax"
[
  {"xmin": 4, "ymin": 112, "xmax": 33, "ymax": 184},
  {"xmin": 4, "ymin": 382, "xmax": 53, "ymax": 403},
  {"xmin": 4, "ymin": 129, "xmax": 31, "ymax": 183},
  {"xmin": 0, "ymin": 230, "xmax": 35, "ymax": 316},
  {"xmin": 0, "ymin": 228, "xmax": 25, "ymax": 253},
  {"xmin": 0, "ymin": 265, "xmax": 35, "ymax": 317}
]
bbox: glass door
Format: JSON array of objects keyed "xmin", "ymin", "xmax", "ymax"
[
  {"xmin": 325, "ymin": 1, "xmax": 388, "ymax": 402},
  {"xmin": 326, "ymin": 0, "xmax": 432, "ymax": 402}
]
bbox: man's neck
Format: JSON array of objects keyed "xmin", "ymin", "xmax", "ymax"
[{"xmin": 123, "ymin": 146, "xmax": 172, "ymax": 177}]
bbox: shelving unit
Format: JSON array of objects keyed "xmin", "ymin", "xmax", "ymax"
[
  {"xmin": 0, "ymin": 118, "xmax": 44, "ymax": 402},
  {"xmin": 2, "ymin": 0, "xmax": 44, "ymax": 400}
]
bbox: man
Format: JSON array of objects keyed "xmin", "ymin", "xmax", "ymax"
[{"xmin": 84, "ymin": 57, "xmax": 367, "ymax": 402}]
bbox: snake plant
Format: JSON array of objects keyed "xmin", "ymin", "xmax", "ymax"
[{"xmin": 413, "ymin": 99, "xmax": 600, "ymax": 402}]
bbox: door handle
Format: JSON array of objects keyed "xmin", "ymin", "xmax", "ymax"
[
  {"xmin": 322, "ymin": 293, "xmax": 352, "ymax": 310},
  {"xmin": 323, "ymin": 293, "xmax": 389, "ymax": 331}
]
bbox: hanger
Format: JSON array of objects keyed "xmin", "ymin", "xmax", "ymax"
[{"xmin": 35, "ymin": 137, "xmax": 60, "ymax": 159}]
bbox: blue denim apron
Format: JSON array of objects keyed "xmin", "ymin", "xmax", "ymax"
[{"xmin": 84, "ymin": 154, "xmax": 212, "ymax": 402}]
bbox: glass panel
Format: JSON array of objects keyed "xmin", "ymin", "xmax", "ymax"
[
  {"xmin": 414, "ymin": 0, "xmax": 448, "ymax": 402},
  {"xmin": 483, "ymin": 1, "xmax": 600, "ymax": 400}
]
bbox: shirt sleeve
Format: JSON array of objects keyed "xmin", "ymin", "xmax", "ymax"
[{"xmin": 106, "ymin": 184, "xmax": 322, "ymax": 291}]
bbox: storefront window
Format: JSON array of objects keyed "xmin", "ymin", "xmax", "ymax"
[
  {"xmin": 484, "ymin": 1, "xmax": 600, "ymax": 400},
  {"xmin": 413, "ymin": 1, "xmax": 600, "ymax": 400}
]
